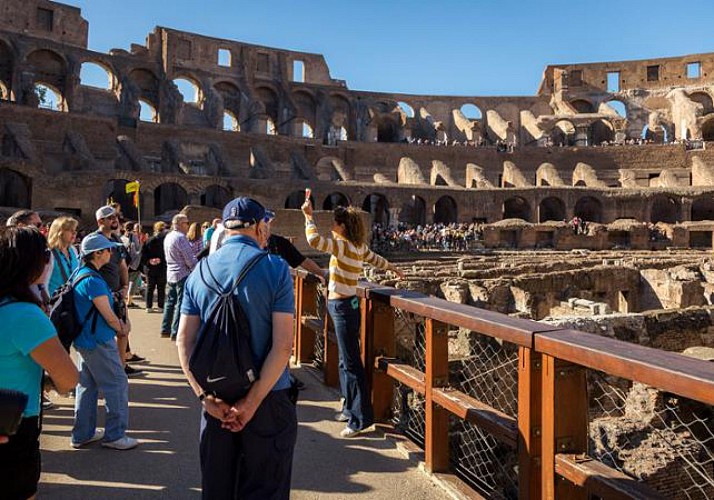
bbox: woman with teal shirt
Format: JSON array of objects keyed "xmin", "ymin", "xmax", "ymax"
[
  {"xmin": 0, "ymin": 227, "xmax": 78, "ymax": 500},
  {"xmin": 47, "ymin": 216, "xmax": 80, "ymax": 296}
]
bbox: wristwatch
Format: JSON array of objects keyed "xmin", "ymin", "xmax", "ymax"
[{"xmin": 198, "ymin": 391, "xmax": 208, "ymax": 402}]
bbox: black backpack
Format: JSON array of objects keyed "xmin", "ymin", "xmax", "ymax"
[
  {"xmin": 49, "ymin": 270, "xmax": 99, "ymax": 351},
  {"xmin": 189, "ymin": 252, "xmax": 268, "ymax": 404}
]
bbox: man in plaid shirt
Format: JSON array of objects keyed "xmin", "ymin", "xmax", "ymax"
[{"xmin": 162, "ymin": 214, "xmax": 197, "ymax": 340}]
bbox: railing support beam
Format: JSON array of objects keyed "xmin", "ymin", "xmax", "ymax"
[
  {"xmin": 425, "ymin": 318, "xmax": 450, "ymax": 473},
  {"xmin": 518, "ymin": 347, "xmax": 542, "ymax": 499},
  {"xmin": 363, "ymin": 299, "xmax": 395, "ymax": 422}
]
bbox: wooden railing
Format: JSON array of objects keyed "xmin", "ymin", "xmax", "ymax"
[{"xmin": 291, "ymin": 270, "xmax": 714, "ymax": 499}]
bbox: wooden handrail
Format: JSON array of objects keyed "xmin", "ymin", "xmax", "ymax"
[{"xmin": 535, "ymin": 329, "xmax": 714, "ymax": 406}]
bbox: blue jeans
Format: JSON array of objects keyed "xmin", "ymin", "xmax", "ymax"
[
  {"xmin": 72, "ymin": 338, "xmax": 129, "ymax": 444},
  {"xmin": 327, "ymin": 297, "xmax": 373, "ymax": 431},
  {"xmin": 161, "ymin": 277, "xmax": 186, "ymax": 338}
]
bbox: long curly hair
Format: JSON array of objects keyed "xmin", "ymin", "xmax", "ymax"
[
  {"xmin": 333, "ymin": 206, "xmax": 365, "ymax": 246},
  {"xmin": 0, "ymin": 227, "xmax": 48, "ymax": 306}
]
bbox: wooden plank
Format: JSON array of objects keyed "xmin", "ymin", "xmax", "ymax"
[
  {"xmin": 365, "ymin": 300, "xmax": 395, "ymax": 423},
  {"xmin": 322, "ymin": 292, "xmax": 340, "ymax": 388},
  {"xmin": 431, "ymin": 388, "xmax": 517, "ymax": 447},
  {"xmin": 535, "ymin": 329, "xmax": 714, "ymax": 406},
  {"xmin": 555, "ymin": 454, "xmax": 666, "ymax": 500},
  {"xmin": 425, "ymin": 318, "xmax": 450, "ymax": 473},
  {"xmin": 357, "ymin": 283, "xmax": 559, "ymax": 347},
  {"xmin": 376, "ymin": 357, "xmax": 425, "ymax": 394},
  {"xmin": 541, "ymin": 354, "xmax": 557, "ymax": 500},
  {"xmin": 517, "ymin": 347, "xmax": 542, "ymax": 499}
]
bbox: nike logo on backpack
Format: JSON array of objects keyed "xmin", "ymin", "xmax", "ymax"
[{"xmin": 206, "ymin": 376, "xmax": 227, "ymax": 383}]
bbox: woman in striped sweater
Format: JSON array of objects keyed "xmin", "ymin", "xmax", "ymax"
[{"xmin": 302, "ymin": 201, "xmax": 404, "ymax": 438}]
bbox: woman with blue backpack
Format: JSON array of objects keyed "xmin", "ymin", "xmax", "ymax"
[
  {"xmin": 71, "ymin": 233, "xmax": 138, "ymax": 451},
  {"xmin": 0, "ymin": 226, "xmax": 78, "ymax": 500},
  {"xmin": 47, "ymin": 216, "xmax": 80, "ymax": 296}
]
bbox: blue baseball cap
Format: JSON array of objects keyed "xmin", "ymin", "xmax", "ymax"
[
  {"xmin": 80, "ymin": 233, "xmax": 122, "ymax": 257},
  {"xmin": 222, "ymin": 197, "xmax": 266, "ymax": 229}
]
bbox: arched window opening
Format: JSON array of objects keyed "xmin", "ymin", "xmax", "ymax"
[
  {"xmin": 154, "ymin": 183, "xmax": 188, "ymax": 216},
  {"xmin": 574, "ymin": 196, "xmax": 603, "ymax": 223},
  {"xmin": 460, "ymin": 103, "xmax": 482, "ymax": 120},
  {"xmin": 266, "ymin": 118, "xmax": 278, "ymax": 136},
  {"xmin": 538, "ymin": 197, "xmax": 565, "ymax": 222},
  {"xmin": 222, "ymin": 111, "xmax": 239, "ymax": 132},
  {"xmin": 552, "ymin": 120, "xmax": 575, "ymax": 146},
  {"xmin": 173, "ymin": 77, "xmax": 201, "ymax": 104},
  {"xmin": 434, "ymin": 196, "xmax": 458, "ymax": 224},
  {"xmin": 138, "ymin": 99, "xmax": 158, "ymax": 123},
  {"xmin": 400, "ymin": 196, "xmax": 426, "ymax": 226},
  {"xmin": 102, "ymin": 179, "xmax": 141, "ymax": 221},
  {"xmin": 570, "ymin": 99, "xmax": 595, "ymax": 113},
  {"xmin": 377, "ymin": 120, "xmax": 399, "ymax": 143},
  {"xmin": 362, "ymin": 193, "xmax": 390, "ymax": 225},
  {"xmin": 503, "ymin": 197, "xmax": 531, "ymax": 221},
  {"xmin": 218, "ymin": 49, "xmax": 231, "ymax": 67},
  {"xmin": 297, "ymin": 120, "xmax": 314, "ymax": 138},
  {"xmin": 34, "ymin": 83, "xmax": 64, "ymax": 111},
  {"xmin": 650, "ymin": 196, "xmax": 680, "ymax": 224},
  {"xmin": 691, "ymin": 197, "xmax": 714, "ymax": 221},
  {"xmin": 689, "ymin": 92, "xmax": 714, "ymax": 115},
  {"xmin": 201, "ymin": 185, "xmax": 231, "ymax": 209},
  {"xmin": 338, "ymin": 126, "xmax": 348, "ymax": 141},
  {"xmin": 604, "ymin": 100, "xmax": 627, "ymax": 118},
  {"xmin": 79, "ymin": 61, "xmax": 114, "ymax": 90},
  {"xmin": 0, "ymin": 169, "xmax": 30, "ymax": 208},
  {"xmin": 293, "ymin": 60, "xmax": 305, "ymax": 83},
  {"xmin": 642, "ymin": 124, "xmax": 669, "ymax": 144},
  {"xmin": 285, "ymin": 190, "xmax": 314, "ymax": 209},
  {"xmin": 702, "ymin": 118, "xmax": 714, "ymax": 142},
  {"xmin": 322, "ymin": 192, "xmax": 350, "ymax": 210},
  {"xmin": 0, "ymin": 81, "xmax": 9, "ymax": 101},
  {"xmin": 398, "ymin": 101, "xmax": 414, "ymax": 118}
]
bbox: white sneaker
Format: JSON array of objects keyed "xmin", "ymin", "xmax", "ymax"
[
  {"xmin": 101, "ymin": 436, "xmax": 139, "ymax": 450},
  {"xmin": 340, "ymin": 426, "xmax": 372, "ymax": 439},
  {"xmin": 71, "ymin": 429, "xmax": 105, "ymax": 448}
]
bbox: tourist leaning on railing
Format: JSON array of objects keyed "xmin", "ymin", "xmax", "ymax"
[
  {"xmin": 302, "ymin": 201, "xmax": 404, "ymax": 438},
  {"xmin": 0, "ymin": 226, "xmax": 78, "ymax": 500}
]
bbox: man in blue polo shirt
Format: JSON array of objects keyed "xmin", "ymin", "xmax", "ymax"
[{"xmin": 176, "ymin": 197, "xmax": 296, "ymax": 500}]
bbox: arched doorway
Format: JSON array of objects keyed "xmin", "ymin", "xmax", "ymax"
[
  {"xmin": 650, "ymin": 196, "xmax": 680, "ymax": 223},
  {"xmin": 503, "ymin": 197, "xmax": 531, "ymax": 221},
  {"xmin": 574, "ymin": 196, "xmax": 603, "ymax": 223},
  {"xmin": 285, "ymin": 190, "xmax": 314, "ymax": 209},
  {"xmin": 0, "ymin": 40, "xmax": 14, "ymax": 100},
  {"xmin": 377, "ymin": 120, "xmax": 399, "ymax": 143},
  {"xmin": 570, "ymin": 99, "xmax": 595, "ymax": 113},
  {"xmin": 702, "ymin": 117, "xmax": 714, "ymax": 142},
  {"xmin": 689, "ymin": 92, "xmax": 714, "ymax": 116},
  {"xmin": 538, "ymin": 197, "xmax": 565, "ymax": 222},
  {"xmin": 591, "ymin": 119, "xmax": 614, "ymax": 145},
  {"xmin": 691, "ymin": 197, "xmax": 714, "ymax": 221},
  {"xmin": 102, "ymin": 179, "xmax": 141, "ymax": 221},
  {"xmin": 362, "ymin": 193, "xmax": 390, "ymax": 225},
  {"xmin": 0, "ymin": 169, "xmax": 30, "ymax": 208},
  {"xmin": 322, "ymin": 192, "xmax": 350, "ymax": 210},
  {"xmin": 201, "ymin": 185, "xmax": 231, "ymax": 209},
  {"xmin": 551, "ymin": 120, "xmax": 576, "ymax": 147},
  {"xmin": 400, "ymin": 195, "xmax": 426, "ymax": 226},
  {"xmin": 434, "ymin": 196, "xmax": 458, "ymax": 224},
  {"xmin": 154, "ymin": 183, "xmax": 188, "ymax": 216}
]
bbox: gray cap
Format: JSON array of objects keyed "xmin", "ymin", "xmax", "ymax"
[{"xmin": 95, "ymin": 205, "xmax": 116, "ymax": 220}]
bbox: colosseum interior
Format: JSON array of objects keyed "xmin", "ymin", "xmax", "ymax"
[{"xmin": 3, "ymin": 2, "xmax": 714, "ymax": 496}]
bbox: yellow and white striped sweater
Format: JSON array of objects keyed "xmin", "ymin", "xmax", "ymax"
[{"xmin": 305, "ymin": 220, "xmax": 389, "ymax": 296}]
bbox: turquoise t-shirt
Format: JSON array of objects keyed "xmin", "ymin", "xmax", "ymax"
[
  {"xmin": 0, "ymin": 300, "xmax": 57, "ymax": 417},
  {"xmin": 73, "ymin": 266, "xmax": 116, "ymax": 350},
  {"xmin": 48, "ymin": 247, "xmax": 79, "ymax": 296}
]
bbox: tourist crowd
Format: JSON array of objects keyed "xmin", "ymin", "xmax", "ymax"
[{"xmin": 370, "ymin": 222, "xmax": 483, "ymax": 253}]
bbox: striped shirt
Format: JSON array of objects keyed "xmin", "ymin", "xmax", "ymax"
[{"xmin": 305, "ymin": 220, "xmax": 389, "ymax": 296}]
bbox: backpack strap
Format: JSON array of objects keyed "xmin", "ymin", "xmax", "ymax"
[
  {"xmin": 199, "ymin": 251, "xmax": 268, "ymax": 297},
  {"xmin": 52, "ymin": 248, "xmax": 69, "ymax": 283},
  {"xmin": 73, "ymin": 272, "xmax": 100, "ymax": 334}
]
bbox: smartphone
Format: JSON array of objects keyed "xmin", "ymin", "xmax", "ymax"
[
  {"xmin": 0, "ymin": 389, "xmax": 28, "ymax": 436},
  {"xmin": 305, "ymin": 188, "xmax": 311, "ymax": 201}
]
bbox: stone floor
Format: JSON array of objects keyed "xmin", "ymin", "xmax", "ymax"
[{"xmin": 38, "ymin": 304, "xmax": 451, "ymax": 499}]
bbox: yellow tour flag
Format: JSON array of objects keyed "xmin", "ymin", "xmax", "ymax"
[{"xmin": 125, "ymin": 181, "xmax": 140, "ymax": 194}]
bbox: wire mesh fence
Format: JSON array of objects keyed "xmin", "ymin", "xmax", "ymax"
[
  {"xmin": 587, "ymin": 370, "xmax": 714, "ymax": 499},
  {"xmin": 390, "ymin": 308, "xmax": 519, "ymax": 498},
  {"xmin": 310, "ymin": 284, "xmax": 327, "ymax": 367}
]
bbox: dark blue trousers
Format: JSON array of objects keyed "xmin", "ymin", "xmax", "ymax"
[{"xmin": 327, "ymin": 297, "xmax": 374, "ymax": 431}]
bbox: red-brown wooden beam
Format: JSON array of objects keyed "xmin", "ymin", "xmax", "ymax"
[{"xmin": 425, "ymin": 318, "xmax": 450, "ymax": 473}]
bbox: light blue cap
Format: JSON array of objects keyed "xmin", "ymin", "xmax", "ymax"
[{"xmin": 80, "ymin": 233, "xmax": 122, "ymax": 257}]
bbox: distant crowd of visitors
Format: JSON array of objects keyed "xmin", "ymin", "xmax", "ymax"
[{"xmin": 370, "ymin": 222, "xmax": 483, "ymax": 253}]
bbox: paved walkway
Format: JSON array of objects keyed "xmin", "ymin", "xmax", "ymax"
[{"xmin": 39, "ymin": 305, "xmax": 451, "ymax": 499}]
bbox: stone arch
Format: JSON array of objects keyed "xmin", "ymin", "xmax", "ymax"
[
  {"xmin": 284, "ymin": 190, "xmax": 314, "ymax": 209},
  {"xmin": 503, "ymin": 196, "xmax": 531, "ymax": 221},
  {"xmin": 139, "ymin": 98, "xmax": 158, "ymax": 123},
  {"xmin": 292, "ymin": 90, "xmax": 317, "ymax": 126},
  {"xmin": 591, "ymin": 119, "xmax": 615, "ymax": 144},
  {"xmin": 173, "ymin": 76, "xmax": 202, "ymax": 105},
  {"xmin": 689, "ymin": 91, "xmax": 714, "ymax": 116},
  {"xmin": 128, "ymin": 68, "xmax": 160, "ymax": 104},
  {"xmin": 702, "ymin": 116, "xmax": 714, "ymax": 142},
  {"xmin": 650, "ymin": 195, "xmax": 680, "ymax": 223},
  {"xmin": 601, "ymin": 100, "xmax": 627, "ymax": 118},
  {"xmin": 377, "ymin": 118, "xmax": 400, "ymax": 143},
  {"xmin": 691, "ymin": 196, "xmax": 714, "ymax": 221},
  {"xmin": 538, "ymin": 197, "xmax": 566, "ymax": 222},
  {"xmin": 222, "ymin": 110, "xmax": 239, "ymax": 131},
  {"xmin": 214, "ymin": 81, "xmax": 242, "ymax": 118},
  {"xmin": 552, "ymin": 119, "xmax": 576, "ymax": 146},
  {"xmin": 0, "ymin": 39, "xmax": 14, "ymax": 100},
  {"xmin": 329, "ymin": 93, "xmax": 351, "ymax": 137},
  {"xmin": 103, "ymin": 179, "xmax": 141, "ymax": 220},
  {"xmin": 574, "ymin": 196, "xmax": 603, "ymax": 223},
  {"xmin": 0, "ymin": 169, "xmax": 30, "ymax": 208},
  {"xmin": 434, "ymin": 196, "xmax": 458, "ymax": 224},
  {"xmin": 255, "ymin": 85, "xmax": 279, "ymax": 125},
  {"xmin": 400, "ymin": 195, "xmax": 426, "ymax": 226},
  {"xmin": 316, "ymin": 156, "xmax": 351, "ymax": 181},
  {"xmin": 201, "ymin": 185, "xmax": 231, "ymax": 209},
  {"xmin": 295, "ymin": 119, "xmax": 314, "ymax": 138},
  {"xmin": 35, "ymin": 82, "xmax": 66, "ymax": 111},
  {"xmin": 398, "ymin": 101, "xmax": 414, "ymax": 118},
  {"xmin": 154, "ymin": 182, "xmax": 188, "ymax": 216},
  {"xmin": 362, "ymin": 193, "xmax": 390, "ymax": 225},
  {"xmin": 536, "ymin": 163, "xmax": 564, "ymax": 187},
  {"xmin": 570, "ymin": 99, "xmax": 595, "ymax": 113},
  {"xmin": 322, "ymin": 192, "xmax": 350, "ymax": 210},
  {"xmin": 460, "ymin": 103, "xmax": 482, "ymax": 120},
  {"xmin": 25, "ymin": 49, "xmax": 67, "ymax": 100},
  {"xmin": 79, "ymin": 60, "xmax": 116, "ymax": 91}
]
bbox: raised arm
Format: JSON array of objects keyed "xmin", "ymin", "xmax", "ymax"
[
  {"xmin": 302, "ymin": 199, "xmax": 338, "ymax": 255},
  {"xmin": 364, "ymin": 247, "xmax": 405, "ymax": 279}
]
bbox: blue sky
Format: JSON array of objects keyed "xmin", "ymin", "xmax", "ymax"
[{"xmin": 67, "ymin": 0, "xmax": 714, "ymax": 96}]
